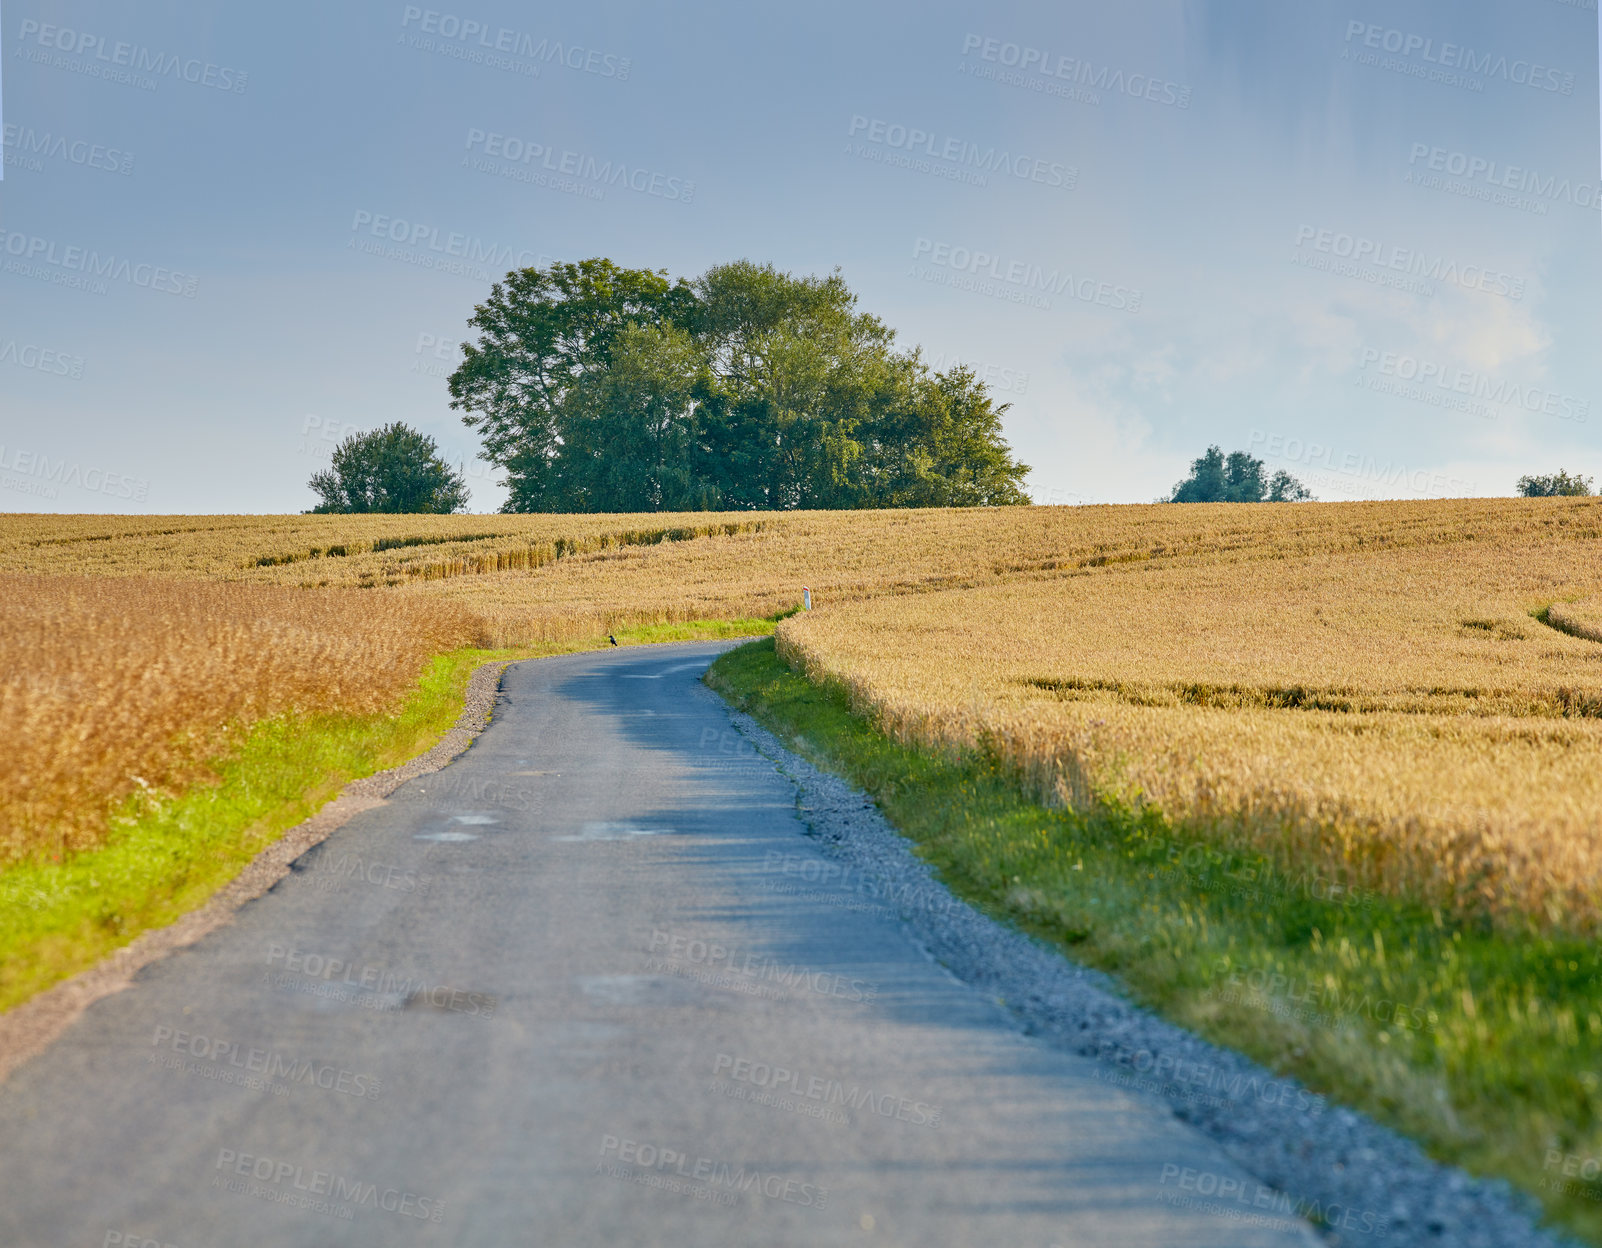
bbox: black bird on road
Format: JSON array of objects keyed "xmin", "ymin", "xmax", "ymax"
[{"xmin": 608, "ymin": 634, "xmax": 617, "ymax": 646}]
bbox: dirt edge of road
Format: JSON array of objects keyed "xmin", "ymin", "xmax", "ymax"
[{"xmin": 0, "ymin": 659, "xmax": 512, "ymax": 1087}]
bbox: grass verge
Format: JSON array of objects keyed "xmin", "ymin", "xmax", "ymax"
[
  {"xmin": 0, "ymin": 618, "xmax": 769, "ymax": 1016},
  {"xmin": 612, "ymin": 616, "xmax": 784, "ymax": 644},
  {"xmin": 707, "ymin": 637, "xmax": 1602, "ymax": 1246}
]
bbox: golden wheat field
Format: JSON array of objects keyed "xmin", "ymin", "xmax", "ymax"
[
  {"xmin": 0, "ymin": 576, "xmax": 475, "ymax": 863},
  {"xmin": 774, "ymin": 497, "xmax": 1602, "ymax": 933},
  {"xmin": 4, "ymin": 497, "xmax": 1602, "ymax": 933}
]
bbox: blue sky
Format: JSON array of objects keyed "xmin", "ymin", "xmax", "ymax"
[{"xmin": 1, "ymin": 0, "xmax": 1598, "ymax": 512}]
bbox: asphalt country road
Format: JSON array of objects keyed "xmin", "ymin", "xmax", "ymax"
[{"xmin": 0, "ymin": 642, "xmax": 1319, "ymax": 1247}]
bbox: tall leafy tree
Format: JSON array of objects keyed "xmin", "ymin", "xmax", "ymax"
[
  {"xmin": 561, "ymin": 323, "xmax": 712, "ymax": 511},
  {"xmin": 691, "ymin": 261, "xmax": 892, "ymax": 509},
  {"xmin": 448, "ymin": 256, "xmax": 1031, "ymax": 512},
  {"xmin": 864, "ymin": 364, "xmax": 1032, "ymax": 507},
  {"xmin": 307, "ymin": 423, "xmax": 468, "ymax": 514},
  {"xmin": 448, "ymin": 259, "xmax": 694, "ymax": 511}
]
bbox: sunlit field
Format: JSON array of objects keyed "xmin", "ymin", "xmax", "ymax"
[
  {"xmin": 0, "ymin": 575, "xmax": 474, "ymax": 863},
  {"xmin": 775, "ymin": 496, "xmax": 1602, "ymax": 933},
  {"xmin": 6, "ymin": 498, "xmax": 1602, "ymax": 1237},
  {"xmin": 5, "ymin": 498, "xmax": 1601, "ymax": 916}
]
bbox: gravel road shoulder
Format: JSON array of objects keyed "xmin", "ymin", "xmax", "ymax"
[{"xmin": 708, "ymin": 689, "xmax": 1576, "ymax": 1248}]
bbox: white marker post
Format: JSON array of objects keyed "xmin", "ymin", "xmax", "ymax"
[{"xmin": 802, "ymin": 587, "xmax": 812, "ymax": 611}]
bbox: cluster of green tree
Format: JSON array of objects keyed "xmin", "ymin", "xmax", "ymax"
[
  {"xmin": 445, "ymin": 258, "xmax": 1031, "ymax": 513},
  {"xmin": 1165, "ymin": 445, "xmax": 1313, "ymax": 503},
  {"xmin": 307, "ymin": 422, "xmax": 468, "ymax": 514},
  {"xmin": 304, "ymin": 256, "xmax": 1595, "ymax": 516},
  {"xmin": 300, "ymin": 419, "xmax": 1595, "ymax": 516},
  {"xmin": 1517, "ymin": 471, "xmax": 1593, "ymax": 497}
]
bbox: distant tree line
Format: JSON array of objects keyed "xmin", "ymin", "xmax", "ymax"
[
  {"xmin": 301, "ymin": 420, "xmax": 1599, "ymax": 515},
  {"xmin": 303, "ymin": 258, "xmax": 1599, "ymax": 515},
  {"xmin": 1517, "ymin": 471, "xmax": 1593, "ymax": 497},
  {"xmin": 445, "ymin": 258, "xmax": 1031, "ymax": 513},
  {"xmin": 1166, "ymin": 446, "xmax": 1313, "ymax": 503}
]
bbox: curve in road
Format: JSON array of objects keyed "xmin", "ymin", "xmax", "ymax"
[{"xmin": 0, "ymin": 641, "xmax": 1318, "ymax": 1247}]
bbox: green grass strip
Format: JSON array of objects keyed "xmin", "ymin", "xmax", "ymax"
[
  {"xmin": 0, "ymin": 618, "xmax": 773, "ymax": 1016},
  {"xmin": 612, "ymin": 616, "xmax": 782, "ymax": 645},
  {"xmin": 706, "ymin": 637, "xmax": 1602, "ymax": 1246}
]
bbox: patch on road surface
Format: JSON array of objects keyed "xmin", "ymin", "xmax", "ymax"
[
  {"xmin": 575, "ymin": 975, "xmax": 706, "ymax": 1006},
  {"xmin": 555, "ymin": 821, "xmax": 674, "ymax": 842},
  {"xmin": 416, "ymin": 812, "xmax": 502, "ymax": 842}
]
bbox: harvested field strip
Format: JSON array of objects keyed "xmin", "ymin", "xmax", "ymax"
[
  {"xmin": 1548, "ymin": 599, "xmax": 1602, "ymax": 645},
  {"xmin": 5, "ymin": 500, "xmax": 1599, "ymax": 596},
  {"xmin": 1020, "ymin": 676, "xmax": 1602, "ymax": 718},
  {"xmin": 243, "ymin": 520, "xmax": 767, "ymax": 580}
]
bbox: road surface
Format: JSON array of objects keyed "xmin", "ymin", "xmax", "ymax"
[{"xmin": 0, "ymin": 642, "xmax": 1318, "ymax": 1247}]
